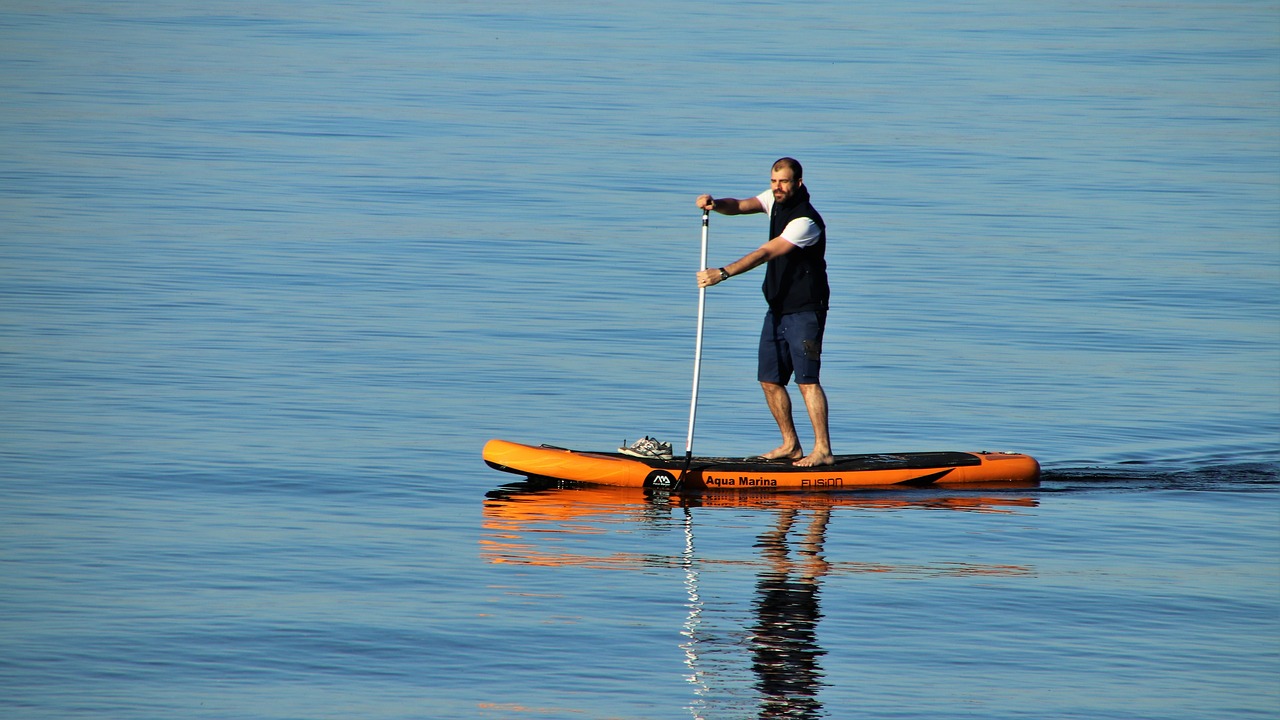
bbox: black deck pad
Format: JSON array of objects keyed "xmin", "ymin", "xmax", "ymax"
[{"xmin": 604, "ymin": 450, "xmax": 983, "ymax": 473}]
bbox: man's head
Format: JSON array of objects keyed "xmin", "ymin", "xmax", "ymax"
[{"xmin": 770, "ymin": 157, "xmax": 804, "ymax": 204}]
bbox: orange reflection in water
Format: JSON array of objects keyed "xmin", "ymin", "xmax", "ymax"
[{"xmin": 481, "ymin": 482, "xmax": 1037, "ymax": 577}]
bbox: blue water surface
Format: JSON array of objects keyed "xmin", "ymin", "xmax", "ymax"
[{"xmin": 1, "ymin": 2, "xmax": 1277, "ymax": 718}]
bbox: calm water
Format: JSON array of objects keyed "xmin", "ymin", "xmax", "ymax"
[{"xmin": 2, "ymin": 2, "xmax": 1278, "ymax": 718}]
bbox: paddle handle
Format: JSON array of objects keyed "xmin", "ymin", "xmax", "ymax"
[{"xmin": 684, "ymin": 210, "xmax": 710, "ymax": 459}]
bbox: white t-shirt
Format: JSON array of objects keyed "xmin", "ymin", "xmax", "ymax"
[{"xmin": 756, "ymin": 190, "xmax": 821, "ymax": 248}]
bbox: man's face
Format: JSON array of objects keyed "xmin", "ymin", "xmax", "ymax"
[{"xmin": 771, "ymin": 167, "xmax": 801, "ymax": 203}]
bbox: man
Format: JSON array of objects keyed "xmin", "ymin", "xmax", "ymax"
[{"xmin": 695, "ymin": 157, "xmax": 834, "ymax": 467}]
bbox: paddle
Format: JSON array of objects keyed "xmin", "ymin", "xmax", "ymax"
[{"xmin": 675, "ymin": 210, "xmax": 711, "ymax": 490}]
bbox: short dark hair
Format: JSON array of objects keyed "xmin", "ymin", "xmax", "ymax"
[{"xmin": 772, "ymin": 157, "xmax": 803, "ymax": 180}]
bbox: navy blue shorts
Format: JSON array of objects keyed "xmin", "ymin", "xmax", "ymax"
[{"xmin": 758, "ymin": 310, "xmax": 826, "ymax": 385}]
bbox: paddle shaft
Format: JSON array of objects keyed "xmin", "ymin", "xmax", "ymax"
[{"xmin": 679, "ymin": 211, "xmax": 710, "ymax": 481}]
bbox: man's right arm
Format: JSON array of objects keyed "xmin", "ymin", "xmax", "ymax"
[{"xmin": 696, "ymin": 194, "xmax": 764, "ymax": 215}]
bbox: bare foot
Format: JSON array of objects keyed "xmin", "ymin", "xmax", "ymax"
[
  {"xmin": 793, "ymin": 450, "xmax": 835, "ymax": 467},
  {"xmin": 758, "ymin": 444, "xmax": 803, "ymax": 461}
]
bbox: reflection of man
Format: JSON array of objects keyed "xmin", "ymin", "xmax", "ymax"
[
  {"xmin": 751, "ymin": 508, "xmax": 831, "ymax": 718},
  {"xmin": 695, "ymin": 158, "xmax": 833, "ymax": 467}
]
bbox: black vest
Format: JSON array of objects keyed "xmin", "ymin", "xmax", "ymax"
[{"xmin": 764, "ymin": 185, "xmax": 829, "ymax": 315}]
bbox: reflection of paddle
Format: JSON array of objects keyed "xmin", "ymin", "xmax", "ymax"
[
  {"xmin": 676, "ymin": 210, "xmax": 710, "ymax": 491},
  {"xmin": 680, "ymin": 506, "xmax": 709, "ymax": 711}
]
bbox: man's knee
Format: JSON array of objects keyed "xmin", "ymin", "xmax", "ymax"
[{"xmin": 760, "ymin": 381, "xmax": 788, "ymax": 396}]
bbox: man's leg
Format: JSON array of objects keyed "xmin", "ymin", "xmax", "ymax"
[
  {"xmin": 759, "ymin": 381, "xmax": 804, "ymax": 461},
  {"xmin": 794, "ymin": 382, "xmax": 833, "ymax": 467}
]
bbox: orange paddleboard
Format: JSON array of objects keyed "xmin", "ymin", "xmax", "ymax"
[{"xmin": 483, "ymin": 439, "xmax": 1039, "ymax": 491}]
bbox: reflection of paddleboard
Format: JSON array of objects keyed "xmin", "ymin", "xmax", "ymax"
[
  {"xmin": 482, "ymin": 480, "xmax": 1039, "ymax": 574},
  {"xmin": 482, "ymin": 439, "xmax": 1040, "ymax": 490}
]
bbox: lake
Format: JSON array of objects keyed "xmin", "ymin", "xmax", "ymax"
[{"xmin": 1, "ymin": 2, "xmax": 1277, "ymax": 718}]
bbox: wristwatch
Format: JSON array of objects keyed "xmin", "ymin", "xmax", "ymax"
[{"xmin": 718, "ymin": 267, "xmax": 730, "ymax": 281}]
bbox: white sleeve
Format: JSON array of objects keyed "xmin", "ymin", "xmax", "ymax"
[
  {"xmin": 756, "ymin": 191, "xmax": 819, "ymax": 247},
  {"xmin": 781, "ymin": 217, "xmax": 821, "ymax": 248}
]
